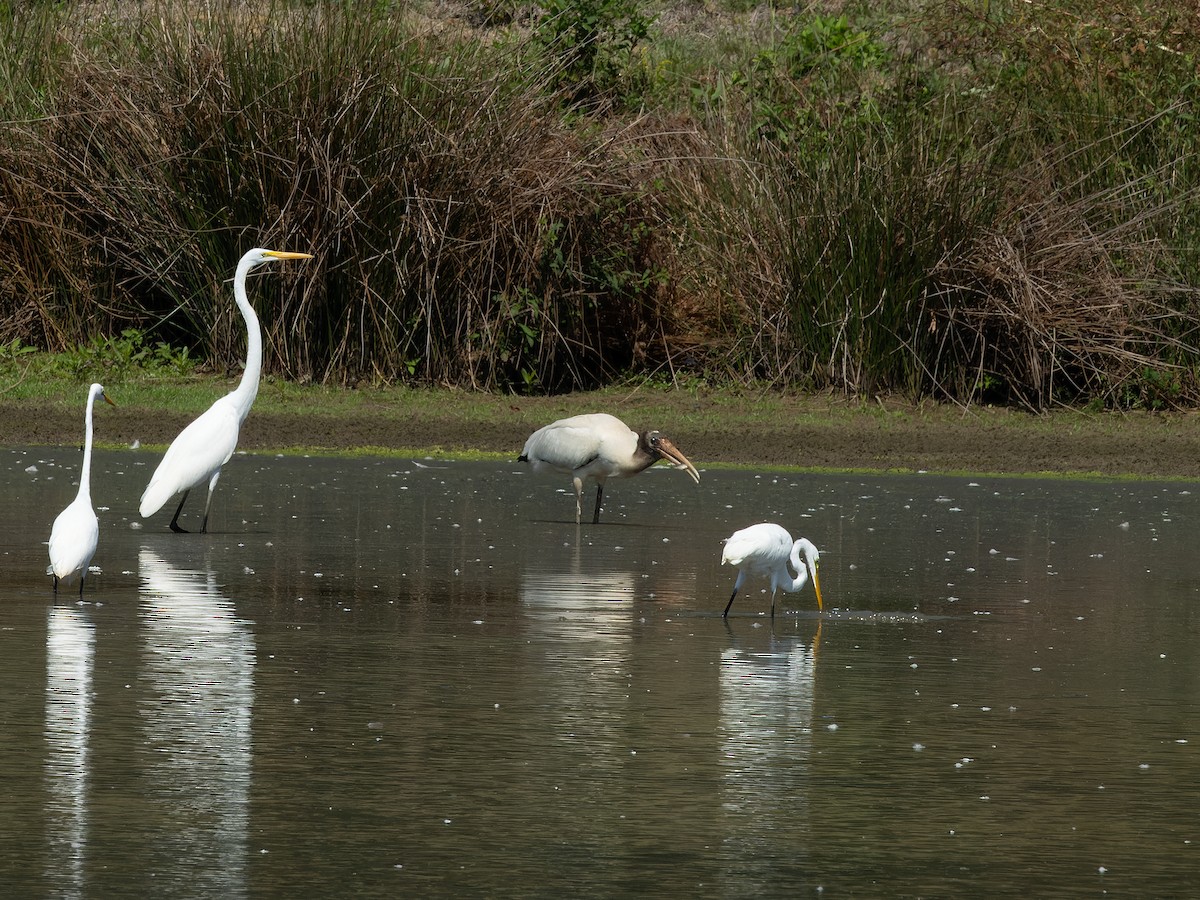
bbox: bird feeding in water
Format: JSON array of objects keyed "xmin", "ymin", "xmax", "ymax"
[
  {"xmin": 519, "ymin": 413, "xmax": 701, "ymax": 524},
  {"xmin": 721, "ymin": 523, "xmax": 824, "ymax": 619},
  {"xmin": 139, "ymin": 247, "xmax": 313, "ymax": 533},
  {"xmin": 48, "ymin": 383, "xmax": 115, "ymax": 596}
]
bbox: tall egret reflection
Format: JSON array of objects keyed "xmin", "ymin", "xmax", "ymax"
[
  {"xmin": 44, "ymin": 606, "xmax": 95, "ymax": 899},
  {"xmin": 138, "ymin": 547, "xmax": 255, "ymax": 897}
]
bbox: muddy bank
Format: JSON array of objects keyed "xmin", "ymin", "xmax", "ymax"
[{"xmin": 5, "ymin": 392, "xmax": 1200, "ymax": 478}]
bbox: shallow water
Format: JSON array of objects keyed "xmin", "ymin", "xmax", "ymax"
[{"xmin": 3, "ymin": 448, "xmax": 1199, "ymax": 896}]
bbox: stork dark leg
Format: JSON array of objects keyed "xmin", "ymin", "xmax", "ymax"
[
  {"xmin": 592, "ymin": 484, "xmax": 604, "ymax": 525},
  {"xmin": 169, "ymin": 490, "xmax": 190, "ymax": 533}
]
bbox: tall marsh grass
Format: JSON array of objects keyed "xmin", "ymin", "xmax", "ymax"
[
  {"xmin": 0, "ymin": 3, "xmax": 674, "ymax": 390},
  {"xmin": 1, "ymin": 0, "xmax": 1198, "ymax": 409},
  {"xmin": 666, "ymin": 1, "xmax": 1200, "ymax": 408}
]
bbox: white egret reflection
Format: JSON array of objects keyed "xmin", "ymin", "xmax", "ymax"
[
  {"xmin": 137, "ymin": 547, "xmax": 255, "ymax": 897},
  {"xmin": 44, "ymin": 605, "xmax": 95, "ymax": 898}
]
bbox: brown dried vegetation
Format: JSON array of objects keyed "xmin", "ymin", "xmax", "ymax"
[{"xmin": 0, "ymin": 1, "xmax": 1198, "ymax": 410}]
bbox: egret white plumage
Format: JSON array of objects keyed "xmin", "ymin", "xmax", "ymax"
[
  {"xmin": 721, "ymin": 523, "xmax": 824, "ymax": 619},
  {"xmin": 519, "ymin": 412, "xmax": 700, "ymax": 524},
  {"xmin": 139, "ymin": 247, "xmax": 312, "ymax": 533},
  {"xmin": 48, "ymin": 382, "xmax": 114, "ymax": 595}
]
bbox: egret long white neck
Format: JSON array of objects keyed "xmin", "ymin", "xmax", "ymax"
[
  {"xmin": 228, "ymin": 254, "xmax": 264, "ymax": 421},
  {"xmin": 781, "ymin": 540, "xmax": 812, "ymax": 594},
  {"xmin": 77, "ymin": 388, "xmax": 98, "ymax": 502}
]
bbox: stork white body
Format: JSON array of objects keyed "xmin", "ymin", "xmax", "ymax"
[
  {"xmin": 139, "ymin": 248, "xmax": 312, "ymax": 533},
  {"xmin": 48, "ymin": 383, "xmax": 113, "ymax": 595},
  {"xmin": 519, "ymin": 412, "xmax": 700, "ymax": 524},
  {"xmin": 721, "ymin": 523, "xmax": 824, "ymax": 618}
]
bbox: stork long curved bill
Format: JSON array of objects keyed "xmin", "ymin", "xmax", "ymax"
[{"xmin": 656, "ymin": 437, "xmax": 701, "ymax": 484}]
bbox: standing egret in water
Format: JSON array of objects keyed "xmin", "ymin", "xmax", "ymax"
[
  {"xmin": 722, "ymin": 523, "xmax": 824, "ymax": 619},
  {"xmin": 519, "ymin": 413, "xmax": 700, "ymax": 524},
  {"xmin": 140, "ymin": 248, "xmax": 313, "ymax": 533},
  {"xmin": 48, "ymin": 383, "xmax": 114, "ymax": 595}
]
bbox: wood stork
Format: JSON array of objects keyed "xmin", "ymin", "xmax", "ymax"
[
  {"xmin": 139, "ymin": 248, "xmax": 312, "ymax": 533},
  {"xmin": 722, "ymin": 523, "xmax": 824, "ymax": 618},
  {"xmin": 519, "ymin": 412, "xmax": 700, "ymax": 524},
  {"xmin": 48, "ymin": 383, "xmax": 114, "ymax": 595}
]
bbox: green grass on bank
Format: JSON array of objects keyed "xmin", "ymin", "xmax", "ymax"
[{"xmin": 7, "ymin": 354, "xmax": 1200, "ymax": 484}]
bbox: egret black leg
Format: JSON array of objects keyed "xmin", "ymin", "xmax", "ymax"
[
  {"xmin": 53, "ymin": 574, "xmax": 59, "ymax": 595},
  {"xmin": 78, "ymin": 572, "xmax": 85, "ymax": 599},
  {"xmin": 723, "ymin": 588, "xmax": 738, "ymax": 618},
  {"xmin": 169, "ymin": 490, "xmax": 190, "ymax": 533},
  {"xmin": 592, "ymin": 484, "xmax": 604, "ymax": 524}
]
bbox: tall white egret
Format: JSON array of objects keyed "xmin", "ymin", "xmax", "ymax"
[
  {"xmin": 722, "ymin": 523, "xmax": 824, "ymax": 619},
  {"xmin": 139, "ymin": 247, "xmax": 313, "ymax": 533},
  {"xmin": 48, "ymin": 382, "xmax": 114, "ymax": 595},
  {"xmin": 519, "ymin": 412, "xmax": 700, "ymax": 524}
]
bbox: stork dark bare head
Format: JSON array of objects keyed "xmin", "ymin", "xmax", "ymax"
[{"xmin": 639, "ymin": 431, "xmax": 701, "ymax": 483}]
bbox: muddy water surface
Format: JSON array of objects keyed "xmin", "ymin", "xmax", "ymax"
[{"xmin": 3, "ymin": 449, "xmax": 1199, "ymax": 896}]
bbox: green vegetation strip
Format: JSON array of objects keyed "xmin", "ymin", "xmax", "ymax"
[{"xmin": 7, "ymin": 363, "xmax": 1200, "ymax": 480}]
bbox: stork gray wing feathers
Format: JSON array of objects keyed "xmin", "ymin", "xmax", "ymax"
[
  {"xmin": 520, "ymin": 417, "xmax": 627, "ymax": 474},
  {"xmin": 542, "ymin": 424, "xmax": 606, "ymax": 471}
]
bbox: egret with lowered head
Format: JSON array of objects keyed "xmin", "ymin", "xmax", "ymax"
[
  {"xmin": 48, "ymin": 383, "xmax": 115, "ymax": 595},
  {"xmin": 519, "ymin": 413, "xmax": 700, "ymax": 524},
  {"xmin": 722, "ymin": 523, "xmax": 824, "ymax": 619},
  {"xmin": 140, "ymin": 247, "xmax": 313, "ymax": 533}
]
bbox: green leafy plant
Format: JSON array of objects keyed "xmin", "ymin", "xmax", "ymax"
[
  {"xmin": 55, "ymin": 329, "xmax": 194, "ymax": 379},
  {"xmin": 0, "ymin": 338, "xmax": 37, "ymax": 370},
  {"xmin": 533, "ymin": 0, "xmax": 653, "ymax": 104},
  {"xmin": 788, "ymin": 14, "xmax": 888, "ymax": 76}
]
